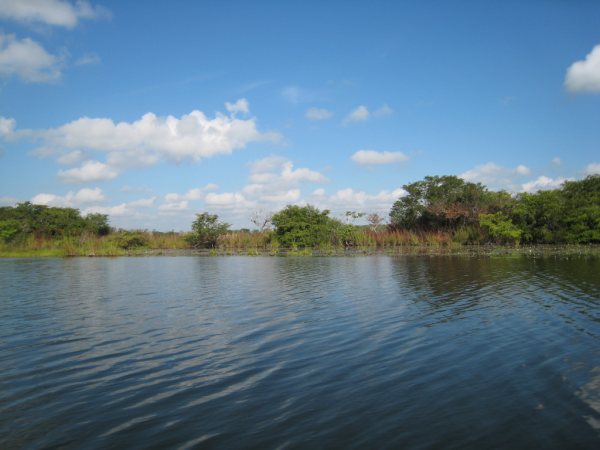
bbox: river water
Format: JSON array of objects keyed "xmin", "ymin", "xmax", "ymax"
[{"xmin": 1, "ymin": 256, "xmax": 599, "ymax": 449}]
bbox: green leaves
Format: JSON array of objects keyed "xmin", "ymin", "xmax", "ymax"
[
  {"xmin": 187, "ymin": 212, "xmax": 230, "ymax": 248},
  {"xmin": 271, "ymin": 205, "xmax": 339, "ymax": 248}
]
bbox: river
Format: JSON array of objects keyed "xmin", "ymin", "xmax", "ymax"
[{"xmin": 1, "ymin": 255, "xmax": 599, "ymax": 449}]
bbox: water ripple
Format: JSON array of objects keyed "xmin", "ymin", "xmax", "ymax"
[{"xmin": 0, "ymin": 255, "xmax": 599, "ymax": 449}]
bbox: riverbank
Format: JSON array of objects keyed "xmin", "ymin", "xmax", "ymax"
[{"xmin": 2, "ymin": 244, "xmax": 599, "ymax": 258}]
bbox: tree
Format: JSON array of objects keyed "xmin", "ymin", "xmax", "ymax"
[
  {"xmin": 187, "ymin": 212, "xmax": 230, "ymax": 248},
  {"xmin": 250, "ymin": 210, "xmax": 273, "ymax": 231},
  {"xmin": 367, "ymin": 213, "xmax": 384, "ymax": 231},
  {"xmin": 84, "ymin": 214, "xmax": 111, "ymax": 236},
  {"xmin": 390, "ymin": 175, "xmax": 492, "ymax": 230},
  {"xmin": 271, "ymin": 205, "xmax": 340, "ymax": 248},
  {"xmin": 479, "ymin": 212, "xmax": 521, "ymax": 245},
  {"xmin": 344, "ymin": 211, "xmax": 365, "ymax": 224}
]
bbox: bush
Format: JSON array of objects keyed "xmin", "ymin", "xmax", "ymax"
[
  {"xmin": 271, "ymin": 205, "xmax": 340, "ymax": 248},
  {"xmin": 187, "ymin": 212, "xmax": 230, "ymax": 248},
  {"xmin": 479, "ymin": 213, "xmax": 521, "ymax": 245},
  {"xmin": 112, "ymin": 232, "xmax": 149, "ymax": 250}
]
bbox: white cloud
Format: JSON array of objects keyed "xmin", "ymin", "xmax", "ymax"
[
  {"xmin": 585, "ymin": 163, "xmax": 600, "ymax": 175},
  {"xmin": 120, "ymin": 185, "xmax": 151, "ymax": 193},
  {"xmin": 312, "ymin": 188, "xmax": 325, "ymax": 197},
  {"xmin": 83, "ymin": 203, "xmax": 129, "ymax": 217},
  {"xmin": 57, "ymin": 150, "xmax": 85, "ymax": 164},
  {"xmin": 321, "ymin": 187, "xmax": 406, "ymax": 220},
  {"xmin": 31, "ymin": 187, "xmax": 105, "ymax": 206},
  {"xmin": 205, "ymin": 192, "xmax": 248, "ymax": 207},
  {"xmin": 158, "ymin": 200, "xmax": 188, "ymax": 212},
  {"xmin": 0, "ymin": 0, "xmax": 110, "ymax": 28},
  {"xmin": 373, "ymin": 104, "xmax": 393, "ymax": 117},
  {"xmin": 565, "ymin": 44, "xmax": 600, "ymax": 93},
  {"xmin": 343, "ymin": 105, "xmax": 369, "ymax": 125},
  {"xmin": 128, "ymin": 197, "xmax": 156, "ymax": 208},
  {"xmin": 342, "ymin": 104, "xmax": 392, "ymax": 125},
  {"xmin": 36, "ymin": 101, "xmax": 278, "ymax": 166},
  {"xmin": 305, "ymin": 107, "xmax": 332, "ymax": 120},
  {"xmin": 245, "ymin": 157, "xmax": 327, "ymax": 199},
  {"xmin": 225, "ymin": 98, "xmax": 249, "ymax": 114},
  {"xmin": 58, "ymin": 160, "xmax": 118, "ymax": 183},
  {"xmin": 74, "ymin": 53, "xmax": 100, "ymax": 66},
  {"xmin": 164, "ymin": 184, "xmax": 218, "ymax": 203},
  {"xmin": 71, "ymin": 187, "xmax": 105, "ymax": 203},
  {"xmin": 0, "ymin": 116, "xmax": 17, "ymax": 137},
  {"xmin": 351, "ymin": 149, "xmax": 408, "ymax": 166},
  {"xmin": 460, "ymin": 162, "xmax": 532, "ymax": 191},
  {"xmin": 521, "ymin": 176, "xmax": 570, "ymax": 193},
  {"xmin": 262, "ymin": 189, "xmax": 300, "ymax": 203},
  {"xmin": 552, "ymin": 157, "xmax": 561, "ymax": 166},
  {"xmin": 0, "ymin": 33, "xmax": 63, "ymax": 82}
]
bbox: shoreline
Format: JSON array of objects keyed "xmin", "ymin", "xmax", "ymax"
[{"xmin": 2, "ymin": 244, "xmax": 599, "ymax": 258}]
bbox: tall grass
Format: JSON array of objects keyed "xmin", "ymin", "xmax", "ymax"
[
  {"xmin": 0, "ymin": 230, "xmax": 189, "ymax": 257},
  {"xmin": 0, "ymin": 227, "xmax": 464, "ymax": 257}
]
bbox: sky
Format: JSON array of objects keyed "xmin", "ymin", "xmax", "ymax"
[{"xmin": 0, "ymin": 0, "xmax": 599, "ymax": 230}]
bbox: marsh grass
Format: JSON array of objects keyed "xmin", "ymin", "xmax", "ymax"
[{"xmin": 5, "ymin": 228, "xmax": 574, "ymax": 258}]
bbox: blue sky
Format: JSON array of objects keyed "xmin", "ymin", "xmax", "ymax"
[{"xmin": 0, "ymin": 0, "xmax": 599, "ymax": 229}]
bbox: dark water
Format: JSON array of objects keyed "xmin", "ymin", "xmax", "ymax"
[{"xmin": 1, "ymin": 256, "xmax": 599, "ymax": 449}]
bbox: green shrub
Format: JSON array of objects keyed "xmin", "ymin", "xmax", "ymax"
[
  {"xmin": 271, "ymin": 205, "xmax": 340, "ymax": 248},
  {"xmin": 186, "ymin": 212, "xmax": 230, "ymax": 248},
  {"xmin": 480, "ymin": 213, "xmax": 521, "ymax": 245}
]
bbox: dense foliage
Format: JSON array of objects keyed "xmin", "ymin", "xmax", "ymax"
[
  {"xmin": 186, "ymin": 212, "xmax": 231, "ymax": 248},
  {"xmin": 389, "ymin": 175, "xmax": 509, "ymax": 230},
  {"xmin": 0, "ymin": 202, "xmax": 110, "ymax": 243},
  {"xmin": 1, "ymin": 175, "xmax": 598, "ymax": 256},
  {"xmin": 391, "ymin": 175, "xmax": 600, "ymax": 245},
  {"xmin": 271, "ymin": 205, "xmax": 341, "ymax": 248}
]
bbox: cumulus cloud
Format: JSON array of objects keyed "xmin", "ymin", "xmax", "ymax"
[
  {"xmin": 247, "ymin": 156, "xmax": 326, "ymax": 187},
  {"xmin": 515, "ymin": 164, "xmax": 531, "ymax": 176},
  {"xmin": 57, "ymin": 150, "xmax": 86, "ymax": 164},
  {"xmin": 585, "ymin": 162, "xmax": 600, "ymax": 175},
  {"xmin": 83, "ymin": 203, "xmax": 129, "ymax": 217},
  {"xmin": 342, "ymin": 104, "xmax": 392, "ymax": 125},
  {"xmin": 205, "ymin": 192, "xmax": 249, "ymax": 207},
  {"xmin": 521, "ymin": 176, "xmax": 570, "ymax": 193},
  {"xmin": 460, "ymin": 162, "xmax": 532, "ymax": 191},
  {"xmin": 158, "ymin": 200, "xmax": 189, "ymax": 212},
  {"xmin": 128, "ymin": 197, "xmax": 156, "ymax": 208},
  {"xmin": 164, "ymin": 184, "xmax": 218, "ymax": 203},
  {"xmin": 34, "ymin": 101, "xmax": 278, "ymax": 168},
  {"xmin": 351, "ymin": 149, "xmax": 408, "ymax": 166},
  {"xmin": 58, "ymin": 160, "xmax": 118, "ymax": 183},
  {"xmin": 31, "ymin": 187, "xmax": 105, "ymax": 206},
  {"xmin": 317, "ymin": 187, "xmax": 406, "ymax": 220},
  {"xmin": 225, "ymin": 98, "xmax": 249, "ymax": 114},
  {"xmin": 0, "ymin": 0, "xmax": 110, "ymax": 28},
  {"xmin": 0, "ymin": 33, "xmax": 63, "ymax": 82},
  {"xmin": 305, "ymin": 107, "xmax": 332, "ymax": 120},
  {"xmin": 565, "ymin": 44, "xmax": 600, "ymax": 93},
  {"xmin": 343, "ymin": 105, "xmax": 369, "ymax": 125},
  {"xmin": 0, "ymin": 116, "xmax": 17, "ymax": 138}
]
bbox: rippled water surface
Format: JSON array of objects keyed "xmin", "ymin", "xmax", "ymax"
[{"xmin": 1, "ymin": 256, "xmax": 599, "ymax": 449}]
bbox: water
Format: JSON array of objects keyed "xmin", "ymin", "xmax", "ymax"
[{"xmin": 1, "ymin": 255, "xmax": 599, "ymax": 449}]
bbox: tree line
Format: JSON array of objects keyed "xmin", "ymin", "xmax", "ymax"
[
  {"xmin": 189, "ymin": 174, "xmax": 599, "ymax": 248},
  {"xmin": 1, "ymin": 174, "xmax": 598, "ymax": 251}
]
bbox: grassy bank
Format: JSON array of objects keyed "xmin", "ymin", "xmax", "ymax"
[{"xmin": 2, "ymin": 229, "xmax": 599, "ymax": 257}]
